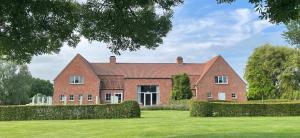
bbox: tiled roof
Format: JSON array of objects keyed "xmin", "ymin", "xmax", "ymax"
[{"xmin": 90, "ymin": 63, "xmax": 206, "ymax": 78}]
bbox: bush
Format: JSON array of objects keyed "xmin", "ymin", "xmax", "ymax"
[
  {"xmin": 0, "ymin": 100, "xmax": 140, "ymax": 121},
  {"xmin": 142, "ymin": 100, "xmax": 191, "ymax": 111},
  {"xmin": 190, "ymin": 101, "xmax": 300, "ymax": 117}
]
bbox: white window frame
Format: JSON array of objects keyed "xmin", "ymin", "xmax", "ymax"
[
  {"xmin": 114, "ymin": 93, "xmax": 123, "ymax": 103},
  {"xmin": 207, "ymin": 92, "xmax": 212, "ymax": 99},
  {"xmin": 69, "ymin": 75, "xmax": 84, "ymax": 84},
  {"xmin": 69, "ymin": 95, "xmax": 74, "ymax": 101},
  {"xmin": 60, "ymin": 95, "xmax": 65, "ymax": 101},
  {"xmin": 78, "ymin": 94, "xmax": 83, "ymax": 101},
  {"xmin": 232, "ymin": 93, "xmax": 237, "ymax": 99},
  {"xmin": 87, "ymin": 94, "xmax": 92, "ymax": 101},
  {"xmin": 215, "ymin": 76, "xmax": 228, "ymax": 84},
  {"xmin": 105, "ymin": 93, "xmax": 111, "ymax": 101}
]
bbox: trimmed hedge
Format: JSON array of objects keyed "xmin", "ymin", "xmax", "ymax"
[
  {"xmin": 142, "ymin": 100, "xmax": 191, "ymax": 111},
  {"xmin": 0, "ymin": 100, "xmax": 140, "ymax": 121},
  {"xmin": 190, "ymin": 101, "xmax": 300, "ymax": 117}
]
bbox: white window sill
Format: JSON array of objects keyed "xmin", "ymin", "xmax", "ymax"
[
  {"xmin": 214, "ymin": 83, "xmax": 228, "ymax": 85},
  {"xmin": 88, "ymin": 100, "xmax": 93, "ymax": 102},
  {"xmin": 69, "ymin": 83, "xmax": 84, "ymax": 85},
  {"xmin": 69, "ymin": 100, "xmax": 74, "ymax": 101}
]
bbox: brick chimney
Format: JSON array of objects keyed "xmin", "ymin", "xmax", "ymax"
[
  {"xmin": 176, "ymin": 56, "xmax": 183, "ymax": 64},
  {"xmin": 109, "ymin": 56, "xmax": 116, "ymax": 64}
]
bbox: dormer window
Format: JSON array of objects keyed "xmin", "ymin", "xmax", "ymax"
[
  {"xmin": 215, "ymin": 76, "xmax": 228, "ymax": 84},
  {"xmin": 69, "ymin": 75, "xmax": 84, "ymax": 84}
]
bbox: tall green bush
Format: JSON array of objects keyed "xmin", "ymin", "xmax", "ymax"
[
  {"xmin": 171, "ymin": 73, "xmax": 192, "ymax": 100},
  {"xmin": 0, "ymin": 101, "xmax": 140, "ymax": 121}
]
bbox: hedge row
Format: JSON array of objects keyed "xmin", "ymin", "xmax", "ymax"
[
  {"xmin": 0, "ymin": 101, "xmax": 140, "ymax": 121},
  {"xmin": 190, "ymin": 101, "xmax": 300, "ymax": 117}
]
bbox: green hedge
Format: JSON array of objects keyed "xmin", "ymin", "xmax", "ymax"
[
  {"xmin": 0, "ymin": 100, "xmax": 140, "ymax": 121},
  {"xmin": 190, "ymin": 101, "xmax": 300, "ymax": 117}
]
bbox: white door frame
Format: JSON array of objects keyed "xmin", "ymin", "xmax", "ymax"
[
  {"xmin": 218, "ymin": 92, "xmax": 226, "ymax": 101},
  {"xmin": 114, "ymin": 93, "xmax": 123, "ymax": 103},
  {"xmin": 144, "ymin": 92, "xmax": 152, "ymax": 106}
]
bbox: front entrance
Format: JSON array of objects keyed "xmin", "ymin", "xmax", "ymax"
[
  {"xmin": 145, "ymin": 93, "xmax": 152, "ymax": 106},
  {"xmin": 137, "ymin": 85, "xmax": 159, "ymax": 106}
]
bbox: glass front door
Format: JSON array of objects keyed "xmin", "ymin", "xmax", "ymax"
[
  {"xmin": 137, "ymin": 85, "xmax": 160, "ymax": 106},
  {"xmin": 145, "ymin": 93, "xmax": 151, "ymax": 106}
]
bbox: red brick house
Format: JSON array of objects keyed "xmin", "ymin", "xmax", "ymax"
[{"xmin": 53, "ymin": 54, "xmax": 247, "ymax": 105}]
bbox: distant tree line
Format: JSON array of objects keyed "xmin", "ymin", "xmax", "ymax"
[
  {"xmin": 245, "ymin": 44, "xmax": 300, "ymax": 100},
  {"xmin": 0, "ymin": 61, "xmax": 53, "ymax": 105}
]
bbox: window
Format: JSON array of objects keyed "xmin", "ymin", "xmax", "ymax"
[
  {"xmin": 137, "ymin": 85, "xmax": 159, "ymax": 106},
  {"xmin": 69, "ymin": 75, "xmax": 84, "ymax": 84},
  {"xmin": 88, "ymin": 94, "xmax": 92, "ymax": 101},
  {"xmin": 207, "ymin": 92, "xmax": 212, "ymax": 98},
  {"xmin": 215, "ymin": 76, "xmax": 228, "ymax": 84},
  {"xmin": 60, "ymin": 95, "xmax": 65, "ymax": 101},
  {"xmin": 69, "ymin": 95, "xmax": 74, "ymax": 101},
  {"xmin": 78, "ymin": 94, "xmax": 83, "ymax": 101},
  {"xmin": 232, "ymin": 93, "xmax": 237, "ymax": 99},
  {"xmin": 105, "ymin": 93, "xmax": 111, "ymax": 101}
]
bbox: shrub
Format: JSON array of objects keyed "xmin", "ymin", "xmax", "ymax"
[
  {"xmin": 0, "ymin": 100, "xmax": 140, "ymax": 121},
  {"xmin": 171, "ymin": 73, "xmax": 192, "ymax": 100},
  {"xmin": 142, "ymin": 100, "xmax": 191, "ymax": 111},
  {"xmin": 190, "ymin": 101, "xmax": 300, "ymax": 117}
]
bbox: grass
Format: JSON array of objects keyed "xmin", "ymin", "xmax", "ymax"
[{"xmin": 1, "ymin": 111, "xmax": 300, "ymax": 138}]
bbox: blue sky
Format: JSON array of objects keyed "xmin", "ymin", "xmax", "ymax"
[{"xmin": 28, "ymin": 0, "xmax": 288, "ymax": 81}]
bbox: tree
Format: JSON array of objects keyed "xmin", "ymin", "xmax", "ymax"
[
  {"xmin": 217, "ymin": 0, "xmax": 300, "ymax": 24},
  {"xmin": 283, "ymin": 20, "xmax": 300, "ymax": 48},
  {"xmin": 279, "ymin": 51, "xmax": 300, "ymax": 100},
  {"xmin": 0, "ymin": 0, "xmax": 182, "ymax": 63},
  {"xmin": 0, "ymin": 63, "xmax": 32, "ymax": 105},
  {"xmin": 29, "ymin": 78, "xmax": 53, "ymax": 97},
  {"xmin": 171, "ymin": 73, "xmax": 192, "ymax": 100},
  {"xmin": 245, "ymin": 44, "xmax": 300, "ymax": 100}
]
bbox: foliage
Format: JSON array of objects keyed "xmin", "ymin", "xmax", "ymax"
[
  {"xmin": 171, "ymin": 73, "xmax": 192, "ymax": 100},
  {"xmin": 29, "ymin": 78, "xmax": 53, "ymax": 97},
  {"xmin": 283, "ymin": 20, "xmax": 300, "ymax": 48},
  {"xmin": 0, "ymin": 0, "xmax": 182, "ymax": 63},
  {"xmin": 217, "ymin": 0, "xmax": 300, "ymax": 24},
  {"xmin": 0, "ymin": 62, "xmax": 32, "ymax": 105},
  {"xmin": 245, "ymin": 44, "xmax": 300, "ymax": 100},
  {"xmin": 0, "ymin": 100, "xmax": 140, "ymax": 121},
  {"xmin": 190, "ymin": 101, "xmax": 300, "ymax": 117},
  {"xmin": 0, "ymin": 60, "xmax": 52, "ymax": 105}
]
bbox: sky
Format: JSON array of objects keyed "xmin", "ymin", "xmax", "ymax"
[{"xmin": 28, "ymin": 0, "xmax": 288, "ymax": 81}]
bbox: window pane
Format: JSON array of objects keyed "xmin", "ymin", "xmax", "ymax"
[
  {"xmin": 152, "ymin": 93, "xmax": 157, "ymax": 105},
  {"xmin": 215, "ymin": 76, "xmax": 218, "ymax": 83},
  {"xmin": 150, "ymin": 85, "xmax": 156, "ymax": 92},
  {"xmin": 224, "ymin": 76, "xmax": 227, "ymax": 83}
]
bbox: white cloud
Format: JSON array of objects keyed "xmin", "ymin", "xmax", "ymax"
[{"xmin": 28, "ymin": 8, "xmax": 275, "ymax": 81}]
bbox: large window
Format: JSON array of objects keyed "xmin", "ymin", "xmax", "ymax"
[
  {"xmin": 69, "ymin": 75, "xmax": 84, "ymax": 84},
  {"xmin": 137, "ymin": 85, "xmax": 159, "ymax": 106},
  {"xmin": 215, "ymin": 76, "xmax": 228, "ymax": 84}
]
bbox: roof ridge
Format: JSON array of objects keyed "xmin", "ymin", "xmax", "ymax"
[{"xmin": 195, "ymin": 55, "xmax": 222, "ymax": 85}]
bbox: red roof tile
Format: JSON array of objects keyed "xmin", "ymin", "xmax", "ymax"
[{"xmin": 90, "ymin": 63, "xmax": 206, "ymax": 78}]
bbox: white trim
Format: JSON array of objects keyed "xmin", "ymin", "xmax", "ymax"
[
  {"xmin": 114, "ymin": 93, "xmax": 123, "ymax": 103},
  {"xmin": 69, "ymin": 95, "xmax": 74, "ymax": 101},
  {"xmin": 218, "ymin": 92, "xmax": 226, "ymax": 101},
  {"xmin": 215, "ymin": 76, "xmax": 228, "ymax": 84},
  {"xmin": 87, "ymin": 94, "xmax": 93, "ymax": 101}
]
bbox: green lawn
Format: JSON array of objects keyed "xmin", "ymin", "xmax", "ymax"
[{"xmin": 1, "ymin": 111, "xmax": 300, "ymax": 138}]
